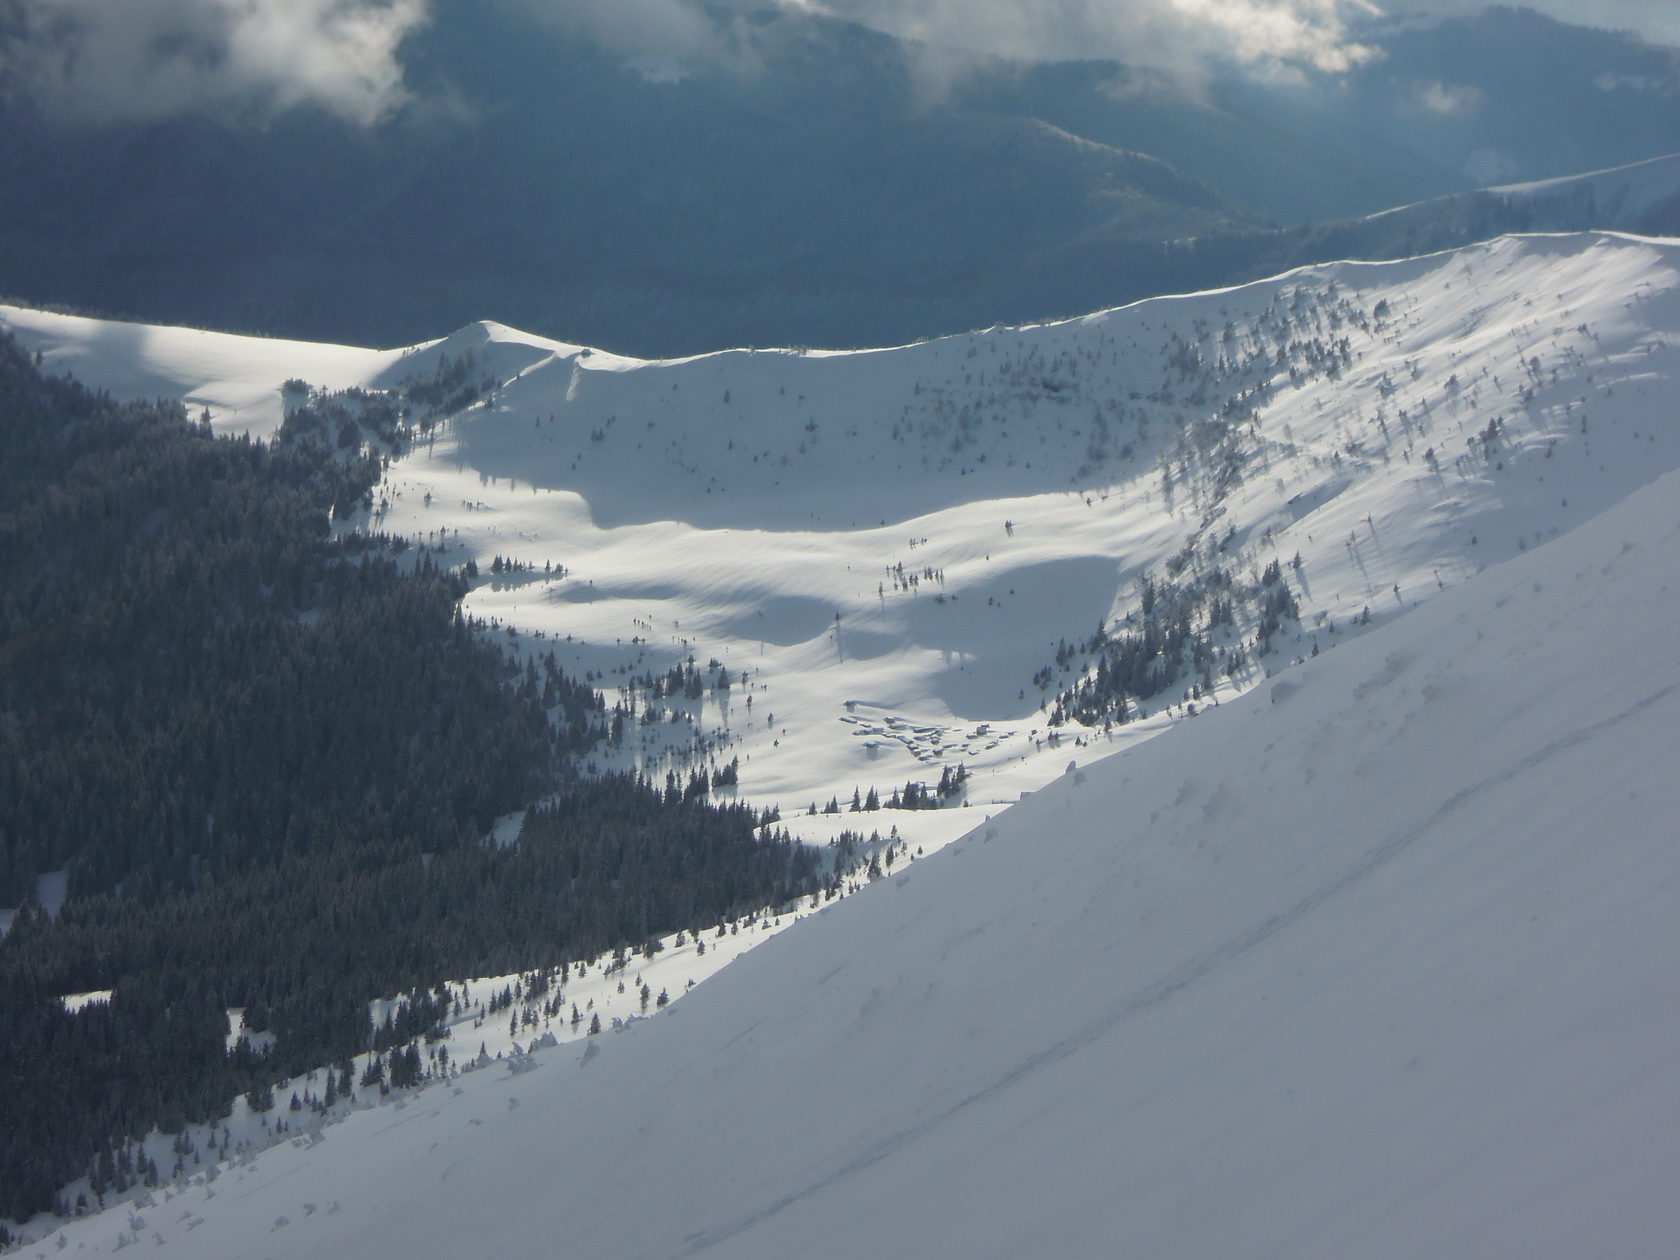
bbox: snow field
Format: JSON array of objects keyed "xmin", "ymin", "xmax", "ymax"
[
  {"xmin": 314, "ymin": 233, "xmax": 1680, "ymax": 849},
  {"xmin": 26, "ymin": 429, "xmax": 1680, "ymax": 1259}
]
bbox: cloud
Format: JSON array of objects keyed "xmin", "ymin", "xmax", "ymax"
[
  {"xmin": 20, "ymin": 0, "xmax": 1666, "ymax": 134},
  {"xmin": 500, "ymin": 0, "xmax": 1384, "ymax": 105},
  {"xmin": 1416, "ymin": 78, "xmax": 1482, "ymax": 114},
  {"xmin": 0, "ymin": 0, "xmax": 428, "ymax": 127},
  {"xmin": 0, "ymin": 0, "xmax": 1419, "ymax": 131},
  {"xmin": 783, "ymin": 0, "xmax": 1381, "ymax": 82}
]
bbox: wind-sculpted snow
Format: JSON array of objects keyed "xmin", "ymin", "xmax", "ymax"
[{"xmin": 23, "ymin": 437, "xmax": 1680, "ymax": 1259}]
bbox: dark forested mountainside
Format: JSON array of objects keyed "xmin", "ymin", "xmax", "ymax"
[
  {"xmin": 0, "ymin": 334, "xmax": 819, "ymax": 1223},
  {"xmin": 0, "ymin": 337, "xmax": 583, "ymax": 905},
  {"xmin": 0, "ymin": 778, "xmax": 815, "ymax": 1224}
]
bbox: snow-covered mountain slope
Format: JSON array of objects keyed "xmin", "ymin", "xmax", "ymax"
[
  {"xmin": 1363, "ymin": 151, "xmax": 1680, "ymax": 237},
  {"xmin": 1229, "ymin": 155, "xmax": 1680, "ymax": 293},
  {"xmin": 26, "ymin": 430, "xmax": 1680, "ymax": 1258},
  {"xmin": 8, "ymin": 231, "xmax": 1679, "ymax": 867},
  {"xmin": 0, "ymin": 309, "xmax": 586, "ymax": 444},
  {"xmin": 1481, "ymin": 151, "xmax": 1680, "ymax": 229}
]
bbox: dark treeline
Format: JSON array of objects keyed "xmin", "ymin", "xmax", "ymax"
[
  {"xmin": 0, "ymin": 332, "xmax": 816, "ymax": 1222},
  {"xmin": 0, "ymin": 334, "xmax": 583, "ymax": 904},
  {"xmin": 0, "ymin": 779, "xmax": 816, "ymax": 1220},
  {"xmin": 1043, "ymin": 553, "xmax": 1301, "ymax": 729}
]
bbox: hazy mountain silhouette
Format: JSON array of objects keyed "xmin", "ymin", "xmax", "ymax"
[{"xmin": 0, "ymin": 5, "xmax": 1674, "ymax": 355}]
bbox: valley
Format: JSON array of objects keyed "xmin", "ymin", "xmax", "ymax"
[
  {"xmin": 3, "ymin": 225, "xmax": 1677, "ymax": 1252},
  {"xmin": 8, "ymin": 231, "xmax": 1676, "ymax": 866}
]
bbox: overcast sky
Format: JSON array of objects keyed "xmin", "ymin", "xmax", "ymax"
[
  {"xmin": 0, "ymin": 0, "xmax": 425, "ymax": 126},
  {"xmin": 0, "ymin": 0, "xmax": 1674, "ymax": 128}
]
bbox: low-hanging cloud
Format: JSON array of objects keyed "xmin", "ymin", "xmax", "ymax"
[
  {"xmin": 795, "ymin": 0, "xmax": 1380, "ymax": 76},
  {"xmin": 0, "ymin": 0, "xmax": 428, "ymax": 127},
  {"xmin": 11, "ymin": 0, "xmax": 1668, "ymax": 132},
  {"xmin": 506, "ymin": 0, "xmax": 1680, "ymax": 85},
  {"xmin": 499, "ymin": 0, "xmax": 1385, "ymax": 104}
]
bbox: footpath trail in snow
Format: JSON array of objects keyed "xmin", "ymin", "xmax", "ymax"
[{"xmin": 29, "ymin": 427, "xmax": 1680, "ymax": 1260}]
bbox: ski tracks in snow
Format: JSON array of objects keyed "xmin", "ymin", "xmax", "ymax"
[{"xmin": 680, "ymin": 674, "xmax": 1680, "ymax": 1256}]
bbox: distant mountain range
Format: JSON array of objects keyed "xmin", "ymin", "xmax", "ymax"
[
  {"xmin": 1201, "ymin": 150, "xmax": 1680, "ymax": 292},
  {"xmin": 2, "ymin": 5, "xmax": 1676, "ymax": 356}
]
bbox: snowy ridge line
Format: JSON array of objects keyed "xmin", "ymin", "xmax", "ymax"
[
  {"xmin": 7, "ymin": 228, "xmax": 1677, "ymax": 381},
  {"xmin": 1356, "ymin": 153, "xmax": 1680, "ymax": 224}
]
